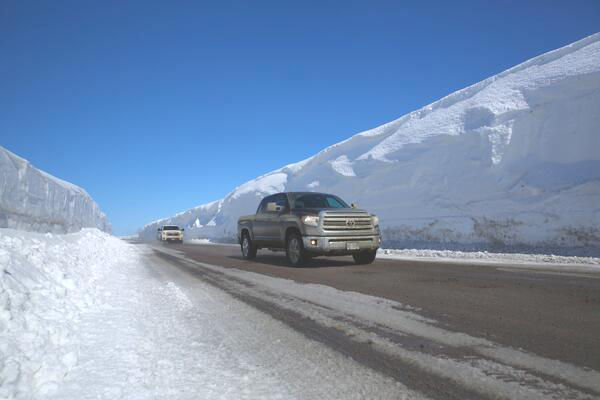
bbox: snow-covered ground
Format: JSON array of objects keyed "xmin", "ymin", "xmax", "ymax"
[
  {"xmin": 139, "ymin": 33, "xmax": 600, "ymax": 254},
  {"xmin": 0, "ymin": 147, "xmax": 111, "ymax": 234},
  {"xmin": 377, "ymin": 248, "xmax": 600, "ymax": 267},
  {"xmin": 3, "ymin": 228, "xmax": 599, "ymax": 399},
  {"xmin": 185, "ymin": 238, "xmax": 213, "ymax": 245},
  {"xmin": 0, "ymin": 229, "xmax": 417, "ymax": 399},
  {"xmin": 0, "ymin": 228, "xmax": 131, "ymax": 398}
]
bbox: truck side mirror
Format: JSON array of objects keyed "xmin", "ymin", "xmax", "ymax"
[
  {"xmin": 351, "ymin": 203, "xmax": 357, "ymax": 208},
  {"xmin": 181, "ymin": 228, "xmax": 185, "ymax": 232},
  {"xmin": 266, "ymin": 202, "xmax": 278, "ymax": 212},
  {"xmin": 157, "ymin": 228, "xmax": 162, "ymax": 231}
]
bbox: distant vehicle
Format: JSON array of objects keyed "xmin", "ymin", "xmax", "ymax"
[
  {"xmin": 157, "ymin": 225, "xmax": 184, "ymax": 243},
  {"xmin": 237, "ymin": 192, "xmax": 381, "ymax": 266}
]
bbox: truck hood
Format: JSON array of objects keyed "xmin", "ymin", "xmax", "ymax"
[{"xmin": 293, "ymin": 208, "xmax": 371, "ymax": 215}]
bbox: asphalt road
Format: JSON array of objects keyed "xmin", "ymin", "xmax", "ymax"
[{"xmin": 139, "ymin": 240, "xmax": 600, "ymax": 399}]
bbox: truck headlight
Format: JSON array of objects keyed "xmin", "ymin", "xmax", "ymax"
[
  {"xmin": 301, "ymin": 215, "xmax": 319, "ymax": 227},
  {"xmin": 372, "ymin": 215, "xmax": 379, "ymax": 227}
]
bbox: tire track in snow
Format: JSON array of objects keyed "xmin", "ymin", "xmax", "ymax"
[{"xmin": 154, "ymin": 246, "xmax": 600, "ymax": 400}]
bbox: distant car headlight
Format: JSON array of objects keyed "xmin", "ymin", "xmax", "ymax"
[
  {"xmin": 301, "ymin": 215, "xmax": 319, "ymax": 227},
  {"xmin": 372, "ymin": 215, "xmax": 379, "ymax": 227}
]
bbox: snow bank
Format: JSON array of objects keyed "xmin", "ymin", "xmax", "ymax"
[
  {"xmin": 377, "ymin": 248, "xmax": 600, "ymax": 267},
  {"xmin": 186, "ymin": 238, "xmax": 213, "ymax": 245},
  {"xmin": 139, "ymin": 34, "xmax": 600, "ymax": 254},
  {"xmin": 0, "ymin": 228, "xmax": 136, "ymax": 398},
  {"xmin": 0, "ymin": 147, "xmax": 111, "ymax": 234}
]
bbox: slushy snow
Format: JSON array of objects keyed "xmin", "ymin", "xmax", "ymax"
[
  {"xmin": 139, "ymin": 34, "xmax": 600, "ymax": 254},
  {"xmin": 0, "ymin": 146, "xmax": 111, "ymax": 234}
]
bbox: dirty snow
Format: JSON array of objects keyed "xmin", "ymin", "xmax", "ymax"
[{"xmin": 155, "ymin": 246, "xmax": 600, "ymax": 399}]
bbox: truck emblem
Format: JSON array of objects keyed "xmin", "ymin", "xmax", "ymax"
[{"xmin": 346, "ymin": 219, "xmax": 356, "ymax": 226}]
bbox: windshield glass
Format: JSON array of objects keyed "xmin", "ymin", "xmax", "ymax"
[
  {"xmin": 162, "ymin": 226, "xmax": 180, "ymax": 230},
  {"xmin": 290, "ymin": 193, "xmax": 349, "ymax": 209}
]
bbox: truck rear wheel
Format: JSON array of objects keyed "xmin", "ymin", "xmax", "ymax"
[
  {"xmin": 241, "ymin": 232, "xmax": 257, "ymax": 260},
  {"xmin": 286, "ymin": 233, "xmax": 307, "ymax": 267},
  {"xmin": 353, "ymin": 250, "xmax": 377, "ymax": 265}
]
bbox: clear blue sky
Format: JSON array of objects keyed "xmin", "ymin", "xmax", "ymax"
[{"xmin": 1, "ymin": 1, "xmax": 599, "ymax": 235}]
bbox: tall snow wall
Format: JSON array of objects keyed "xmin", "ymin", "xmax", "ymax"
[
  {"xmin": 0, "ymin": 146, "xmax": 111, "ymax": 234},
  {"xmin": 140, "ymin": 34, "xmax": 600, "ymax": 255}
]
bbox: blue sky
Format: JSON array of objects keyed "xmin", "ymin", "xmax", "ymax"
[{"xmin": 2, "ymin": 1, "xmax": 599, "ymax": 235}]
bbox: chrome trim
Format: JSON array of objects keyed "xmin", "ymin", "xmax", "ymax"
[{"xmin": 320, "ymin": 211, "xmax": 373, "ymax": 231}]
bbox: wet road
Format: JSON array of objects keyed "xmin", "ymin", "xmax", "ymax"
[
  {"xmin": 135, "ymin": 240, "xmax": 600, "ymax": 399},
  {"xmin": 152, "ymin": 241, "xmax": 600, "ymax": 372}
]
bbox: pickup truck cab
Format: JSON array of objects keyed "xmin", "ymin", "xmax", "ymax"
[
  {"xmin": 157, "ymin": 225, "xmax": 184, "ymax": 243},
  {"xmin": 237, "ymin": 192, "xmax": 381, "ymax": 266}
]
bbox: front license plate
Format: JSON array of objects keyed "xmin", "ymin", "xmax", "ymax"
[{"xmin": 346, "ymin": 242, "xmax": 360, "ymax": 250}]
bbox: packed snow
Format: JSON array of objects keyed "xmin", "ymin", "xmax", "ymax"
[
  {"xmin": 377, "ymin": 248, "xmax": 600, "ymax": 267},
  {"xmin": 138, "ymin": 34, "xmax": 600, "ymax": 256},
  {"xmin": 0, "ymin": 229, "xmax": 130, "ymax": 398},
  {"xmin": 186, "ymin": 238, "xmax": 213, "ymax": 245},
  {"xmin": 0, "ymin": 228, "xmax": 423, "ymax": 400},
  {"xmin": 0, "ymin": 147, "xmax": 111, "ymax": 234},
  {"xmin": 2, "ymin": 225, "xmax": 598, "ymax": 399},
  {"xmin": 154, "ymin": 245, "xmax": 600, "ymax": 399}
]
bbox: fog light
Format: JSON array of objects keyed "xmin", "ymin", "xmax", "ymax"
[{"xmin": 310, "ymin": 239, "xmax": 317, "ymax": 246}]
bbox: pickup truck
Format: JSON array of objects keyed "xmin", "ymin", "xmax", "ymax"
[
  {"xmin": 157, "ymin": 225, "xmax": 184, "ymax": 243},
  {"xmin": 237, "ymin": 192, "xmax": 381, "ymax": 266}
]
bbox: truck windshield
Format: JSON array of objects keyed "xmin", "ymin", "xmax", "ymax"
[
  {"xmin": 291, "ymin": 194, "xmax": 349, "ymax": 209},
  {"xmin": 162, "ymin": 226, "xmax": 180, "ymax": 230}
]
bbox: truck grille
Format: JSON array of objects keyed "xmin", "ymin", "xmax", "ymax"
[{"xmin": 322, "ymin": 213, "xmax": 373, "ymax": 231}]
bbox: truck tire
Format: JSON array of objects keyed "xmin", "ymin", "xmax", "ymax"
[
  {"xmin": 241, "ymin": 232, "xmax": 257, "ymax": 260},
  {"xmin": 352, "ymin": 250, "xmax": 377, "ymax": 265},
  {"xmin": 286, "ymin": 232, "xmax": 307, "ymax": 267}
]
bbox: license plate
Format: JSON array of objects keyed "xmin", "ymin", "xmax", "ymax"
[{"xmin": 346, "ymin": 242, "xmax": 360, "ymax": 250}]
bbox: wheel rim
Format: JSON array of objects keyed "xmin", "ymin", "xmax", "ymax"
[
  {"xmin": 288, "ymin": 237, "xmax": 300, "ymax": 263},
  {"xmin": 242, "ymin": 237, "xmax": 249, "ymax": 257}
]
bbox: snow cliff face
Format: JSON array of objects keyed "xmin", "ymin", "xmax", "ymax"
[
  {"xmin": 0, "ymin": 146, "xmax": 111, "ymax": 233},
  {"xmin": 140, "ymin": 34, "xmax": 600, "ymax": 253}
]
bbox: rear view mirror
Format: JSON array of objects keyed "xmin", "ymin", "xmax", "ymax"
[
  {"xmin": 181, "ymin": 228, "xmax": 185, "ymax": 232},
  {"xmin": 157, "ymin": 228, "xmax": 162, "ymax": 231},
  {"xmin": 351, "ymin": 203, "xmax": 357, "ymax": 209}
]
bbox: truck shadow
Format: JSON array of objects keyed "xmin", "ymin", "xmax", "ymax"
[{"xmin": 225, "ymin": 254, "xmax": 356, "ymax": 268}]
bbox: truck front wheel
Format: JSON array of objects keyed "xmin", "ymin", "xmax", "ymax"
[
  {"xmin": 352, "ymin": 250, "xmax": 377, "ymax": 265},
  {"xmin": 241, "ymin": 233, "xmax": 257, "ymax": 260},
  {"xmin": 286, "ymin": 233, "xmax": 307, "ymax": 267}
]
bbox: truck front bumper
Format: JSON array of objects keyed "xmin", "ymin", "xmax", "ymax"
[{"xmin": 302, "ymin": 234, "xmax": 381, "ymax": 255}]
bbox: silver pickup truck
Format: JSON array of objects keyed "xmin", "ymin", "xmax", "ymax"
[{"xmin": 237, "ymin": 192, "xmax": 381, "ymax": 266}]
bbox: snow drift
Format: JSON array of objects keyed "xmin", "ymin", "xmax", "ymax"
[
  {"xmin": 140, "ymin": 34, "xmax": 600, "ymax": 254},
  {"xmin": 0, "ymin": 228, "xmax": 136, "ymax": 398},
  {"xmin": 0, "ymin": 146, "xmax": 111, "ymax": 233}
]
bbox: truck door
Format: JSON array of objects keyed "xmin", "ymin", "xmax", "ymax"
[
  {"xmin": 263, "ymin": 193, "xmax": 290, "ymax": 246},
  {"xmin": 253, "ymin": 196, "xmax": 274, "ymax": 244}
]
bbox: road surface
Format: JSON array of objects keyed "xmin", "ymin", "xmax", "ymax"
[{"xmin": 135, "ymin": 240, "xmax": 600, "ymax": 399}]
